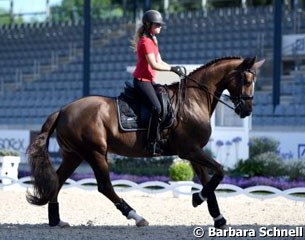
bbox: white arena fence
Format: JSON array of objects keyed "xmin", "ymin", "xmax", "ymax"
[
  {"xmin": 0, "ymin": 177, "xmax": 305, "ymax": 203},
  {"xmin": 1, "ymin": 176, "xmax": 305, "ymax": 202}
]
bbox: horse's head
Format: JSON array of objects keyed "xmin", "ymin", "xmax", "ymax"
[{"xmin": 226, "ymin": 57, "xmax": 265, "ymax": 118}]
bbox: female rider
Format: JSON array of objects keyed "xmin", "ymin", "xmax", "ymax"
[{"xmin": 132, "ymin": 9, "xmax": 184, "ymax": 155}]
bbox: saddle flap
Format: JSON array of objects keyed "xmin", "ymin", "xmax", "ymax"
[{"xmin": 117, "ymin": 84, "xmax": 174, "ymax": 132}]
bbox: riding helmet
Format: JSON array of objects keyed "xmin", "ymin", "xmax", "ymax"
[{"xmin": 142, "ymin": 10, "xmax": 165, "ymax": 26}]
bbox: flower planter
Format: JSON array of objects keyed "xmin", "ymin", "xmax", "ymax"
[{"xmin": 0, "ymin": 156, "xmax": 21, "ymax": 184}]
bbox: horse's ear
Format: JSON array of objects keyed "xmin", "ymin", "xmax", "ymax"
[
  {"xmin": 238, "ymin": 57, "xmax": 257, "ymax": 70},
  {"xmin": 251, "ymin": 58, "xmax": 265, "ymax": 70}
]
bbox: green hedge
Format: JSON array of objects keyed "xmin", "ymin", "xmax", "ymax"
[
  {"xmin": 232, "ymin": 152, "xmax": 285, "ymax": 177},
  {"xmin": 108, "ymin": 155, "xmax": 174, "ymax": 176},
  {"xmin": 230, "ymin": 137, "xmax": 305, "ymax": 180},
  {"xmin": 108, "ymin": 137, "xmax": 305, "ymax": 181},
  {"xmin": 285, "ymin": 160, "xmax": 305, "ymax": 180},
  {"xmin": 0, "ymin": 149, "xmax": 20, "ymax": 156},
  {"xmin": 249, "ymin": 137, "xmax": 279, "ymax": 158}
]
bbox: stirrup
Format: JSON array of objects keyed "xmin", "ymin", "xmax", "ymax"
[{"xmin": 147, "ymin": 142, "xmax": 162, "ymax": 156}]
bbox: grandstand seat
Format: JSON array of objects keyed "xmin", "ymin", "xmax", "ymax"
[
  {"xmin": 295, "ymin": 105, "xmax": 305, "ymax": 116},
  {"xmin": 254, "ymin": 92, "xmax": 271, "ymax": 105},
  {"xmin": 0, "ymin": 6, "xmax": 304, "ymax": 128},
  {"xmin": 274, "ymin": 104, "xmax": 285, "ymax": 116}
]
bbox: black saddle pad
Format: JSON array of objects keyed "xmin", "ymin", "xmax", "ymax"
[
  {"xmin": 117, "ymin": 98, "xmax": 150, "ymax": 131},
  {"xmin": 116, "ymin": 83, "xmax": 174, "ymax": 132}
]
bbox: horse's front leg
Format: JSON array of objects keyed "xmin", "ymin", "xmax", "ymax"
[
  {"xmin": 180, "ymin": 149, "xmax": 226, "ymax": 228},
  {"xmin": 191, "ymin": 161, "xmax": 227, "ymax": 229}
]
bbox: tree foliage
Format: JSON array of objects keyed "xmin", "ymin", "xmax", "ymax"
[
  {"xmin": 0, "ymin": 8, "xmax": 11, "ymax": 25},
  {"xmin": 50, "ymin": 0, "xmax": 123, "ymax": 22},
  {"xmin": 0, "ymin": 0, "xmax": 278, "ymax": 26},
  {"xmin": 0, "ymin": 7, "xmax": 24, "ymax": 25}
]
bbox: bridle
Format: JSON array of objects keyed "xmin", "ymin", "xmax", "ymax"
[
  {"xmin": 223, "ymin": 69, "xmax": 256, "ymax": 111},
  {"xmin": 179, "ymin": 67, "xmax": 256, "ymax": 112}
]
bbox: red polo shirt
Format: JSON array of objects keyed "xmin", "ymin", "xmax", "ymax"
[{"xmin": 133, "ymin": 36, "xmax": 159, "ymax": 82}]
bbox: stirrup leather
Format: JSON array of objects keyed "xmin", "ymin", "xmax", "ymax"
[{"xmin": 146, "ymin": 141, "xmax": 162, "ymax": 156}]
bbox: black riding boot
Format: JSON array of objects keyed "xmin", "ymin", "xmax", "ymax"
[{"xmin": 147, "ymin": 110, "xmax": 162, "ymax": 156}]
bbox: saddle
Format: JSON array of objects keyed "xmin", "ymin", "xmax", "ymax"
[{"xmin": 117, "ymin": 81, "xmax": 174, "ymax": 132}]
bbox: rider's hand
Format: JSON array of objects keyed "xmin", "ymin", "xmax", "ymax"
[{"xmin": 170, "ymin": 66, "xmax": 184, "ymax": 76}]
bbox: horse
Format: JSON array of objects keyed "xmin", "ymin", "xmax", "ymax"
[{"xmin": 26, "ymin": 56, "xmax": 264, "ymax": 228}]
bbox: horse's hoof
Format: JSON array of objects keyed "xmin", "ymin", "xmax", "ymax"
[
  {"xmin": 136, "ymin": 219, "xmax": 149, "ymax": 227},
  {"xmin": 192, "ymin": 192, "xmax": 205, "ymax": 208},
  {"xmin": 58, "ymin": 220, "xmax": 70, "ymax": 228},
  {"xmin": 214, "ymin": 217, "xmax": 227, "ymax": 229}
]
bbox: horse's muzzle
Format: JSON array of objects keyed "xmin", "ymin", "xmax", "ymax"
[{"xmin": 234, "ymin": 104, "xmax": 252, "ymax": 118}]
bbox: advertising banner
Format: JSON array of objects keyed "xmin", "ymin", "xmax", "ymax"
[
  {"xmin": 282, "ymin": 34, "xmax": 305, "ymax": 55},
  {"xmin": 0, "ymin": 130, "xmax": 30, "ymax": 162}
]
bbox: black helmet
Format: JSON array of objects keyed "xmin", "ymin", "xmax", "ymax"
[{"xmin": 142, "ymin": 10, "xmax": 165, "ymax": 26}]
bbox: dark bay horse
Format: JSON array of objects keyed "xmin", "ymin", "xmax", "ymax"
[{"xmin": 26, "ymin": 56, "xmax": 264, "ymax": 228}]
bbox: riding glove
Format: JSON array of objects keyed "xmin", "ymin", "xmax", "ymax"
[{"xmin": 170, "ymin": 66, "xmax": 184, "ymax": 76}]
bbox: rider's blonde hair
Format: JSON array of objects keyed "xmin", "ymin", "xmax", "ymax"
[
  {"xmin": 130, "ymin": 25, "xmax": 145, "ymax": 52},
  {"xmin": 130, "ymin": 23, "xmax": 157, "ymax": 52}
]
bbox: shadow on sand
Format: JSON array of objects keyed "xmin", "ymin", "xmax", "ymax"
[{"xmin": 0, "ymin": 224, "xmax": 303, "ymax": 240}]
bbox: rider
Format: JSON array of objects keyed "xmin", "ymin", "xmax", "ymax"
[{"xmin": 132, "ymin": 9, "xmax": 184, "ymax": 156}]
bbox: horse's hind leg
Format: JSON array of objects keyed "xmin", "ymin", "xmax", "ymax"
[
  {"xmin": 191, "ymin": 162, "xmax": 227, "ymax": 229},
  {"xmin": 87, "ymin": 151, "xmax": 149, "ymax": 227},
  {"xmin": 48, "ymin": 152, "xmax": 82, "ymax": 227}
]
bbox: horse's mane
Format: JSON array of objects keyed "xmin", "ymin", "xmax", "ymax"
[
  {"xmin": 188, "ymin": 56, "xmax": 242, "ymax": 75},
  {"xmin": 168, "ymin": 56, "xmax": 242, "ymax": 88},
  {"xmin": 166, "ymin": 56, "xmax": 243, "ymax": 112}
]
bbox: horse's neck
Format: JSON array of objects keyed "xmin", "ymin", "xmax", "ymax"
[
  {"xmin": 185, "ymin": 61, "xmax": 239, "ymax": 116},
  {"xmin": 185, "ymin": 69, "xmax": 223, "ymax": 116},
  {"xmin": 168, "ymin": 59, "xmax": 242, "ymax": 122}
]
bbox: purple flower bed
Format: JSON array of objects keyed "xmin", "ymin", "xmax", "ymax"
[
  {"xmin": 20, "ymin": 171, "xmax": 305, "ymax": 190},
  {"xmin": 222, "ymin": 176, "xmax": 305, "ymax": 190},
  {"xmin": 70, "ymin": 172, "xmax": 305, "ymax": 190}
]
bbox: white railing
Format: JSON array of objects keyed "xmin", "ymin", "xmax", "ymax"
[{"xmin": 1, "ymin": 177, "xmax": 305, "ymax": 202}]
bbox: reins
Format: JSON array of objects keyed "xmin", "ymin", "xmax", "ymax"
[
  {"xmin": 186, "ymin": 74, "xmax": 237, "ymax": 110},
  {"xmin": 177, "ymin": 68, "xmax": 256, "ymax": 112}
]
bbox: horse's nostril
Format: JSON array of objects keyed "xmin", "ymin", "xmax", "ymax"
[{"xmin": 244, "ymin": 110, "xmax": 252, "ymax": 117}]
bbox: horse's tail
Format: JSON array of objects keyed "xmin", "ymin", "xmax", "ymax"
[{"xmin": 26, "ymin": 111, "xmax": 60, "ymax": 206}]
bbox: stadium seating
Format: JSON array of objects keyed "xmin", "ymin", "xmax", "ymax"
[{"xmin": 0, "ymin": 6, "xmax": 304, "ymax": 128}]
